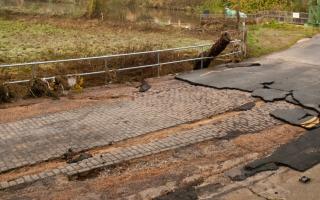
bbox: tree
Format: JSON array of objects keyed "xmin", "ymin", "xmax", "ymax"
[{"xmin": 86, "ymin": 0, "xmax": 104, "ymax": 18}]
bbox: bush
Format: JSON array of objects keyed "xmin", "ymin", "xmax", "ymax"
[
  {"xmin": 0, "ymin": 82, "xmax": 28, "ymax": 103},
  {"xmin": 197, "ymin": 0, "xmax": 294, "ymax": 14},
  {"xmin": 0, "ymin": 82, "xmax": 10, "ymax": 103},
  {"xmin": 228, "ymin": 0, "xmax": 293, "ymax": 13}
]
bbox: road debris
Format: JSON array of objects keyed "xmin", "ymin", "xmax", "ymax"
[
  {"xmin": 271, "ymin": 108, "xmax": 320, "ymax": 129},
  {"xmin": 63, "ymin": 148, "xmax": 93, "ymax": 164},
  {"xmin": 67, "ymin": 153, "xmax": 93, "ymax": 164},
  {"xmin": 223, "ymin": 62, "xmax": 261, "ymax": 68},
  {"xmin": 29, "ymin": 78, "xmax": 51, "ymax": 97},
  {"xmin": 63, "ymin": 148, "xmax": 76, "ymax": 160},
  {"xmin": 139, "ymin": 80, "xmax": 151, "ymax": 92},
  {"xmin": 299, "ymin": 176, "xmax": 311, "ymax": 184},
  {"xmin": 233, "ymin": 102, "xmax": 256, "ymax": 111}
]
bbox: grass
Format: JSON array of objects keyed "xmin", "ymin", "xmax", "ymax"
[
  {"xmin": 1, "ymin": 16, "xmax": 319, "ymax": 85},
  {"xmin": 0, "ymin": 17, "xmax": 209, "ymax": 64},
  {"xmin": 247, "ymin": 22, "xmax": 319, "ymax": 57},
  {"xmin": 0, "ymin": 16, "xmax": 212, "ymax": 84}
]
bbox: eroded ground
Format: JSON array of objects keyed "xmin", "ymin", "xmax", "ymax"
[{"xmin": 0, "ymin": 74, "xmax": 306, "ymax": 200}]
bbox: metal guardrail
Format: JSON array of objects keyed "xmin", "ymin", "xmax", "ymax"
[{"xmin": 0, "ymin": 40, "xmax": 242, "ymax": 84}]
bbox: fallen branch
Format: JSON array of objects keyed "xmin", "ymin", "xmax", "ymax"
[{"xmin": 194, "ymin": 32, "xmax": 231, "ymax": 70}]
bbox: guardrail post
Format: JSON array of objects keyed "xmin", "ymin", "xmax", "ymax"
[
  {"xmin": 242, "ymin": 22, "xmax": 247, "ymax": 58},
  {"xmin": 200, "ymin": 46, "xmax": 204, "ymax": 69},
  {"xmin": 157, "ymin": 52, "xmax": 160, "ymax": 77},
  {"xmin": 31, "ymin": 65, "xmax": 36, "ymax": 79},
  {"xmin": 104, "ymin": 59, "xmax": 108, "ymax": 85}
]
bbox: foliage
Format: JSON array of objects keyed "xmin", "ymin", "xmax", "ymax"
[
  {"xmin": 86, "ymin": 0, "xmax": 97, "ymax": 18},
  {"xmin": 196, "ymin": 0, "xmax": 307, "ymax": 13},
  {"xmin": 198, "ymin": 0, "xmax": 227, "ymax": 13}
]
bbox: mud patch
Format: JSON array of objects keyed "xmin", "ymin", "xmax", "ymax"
[{"xmin": 154, "ymin": 186, "xmax": 198, "ymax": 200}]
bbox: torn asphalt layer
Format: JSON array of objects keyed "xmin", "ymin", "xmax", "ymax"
[
  {"xmin": 176, "ymin": 36, "xmax": 320, "ymax": 128},
  {"xmin": 271, "ymin": 108, "xmax": 320, "ymax": 129},
  {"xmin": 176, "ymin": 61, "xmax": 320, "ymax": 114},
  {"xmin": 228, "ymin": 127, "xmax": 320, "ymax": 181}
]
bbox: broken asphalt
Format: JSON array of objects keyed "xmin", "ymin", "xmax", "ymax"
[
  {"xmin": 177, "ymin": 35, "xmax": 320, "ymax": 129},
  {"xmin": 177, "ymin": 35, "xmax": 320, "ymax": 186}
]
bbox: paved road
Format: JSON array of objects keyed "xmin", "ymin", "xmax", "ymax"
[
  {"xmin": 0, "ymin": 97, "xmax": 294, "ymax": 190},
  {"xmin": 177, "ymin": 35, "xmax": 320, "ymax": 113},
  {"xmin": 265, "ymin": 35, "xmax": 320, "ymax": 66}
]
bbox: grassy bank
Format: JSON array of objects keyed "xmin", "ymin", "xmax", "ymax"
[
  {"xmin": 1, "ymin": 16, "xmax": 319, "ymax": 85},
  {"xmin": 0, "ymin": 15, "xmax": 319, "ymax": 103},
  {"xmin": 1, "ymin": 17, "xmax": 318, "ymax": 64},
  {"xmin": 0, "ymin": 16, "xmax": 214, "ymax": 85},
  {"xmin": 247, "ymin": 22, "xmax": 318, "ymax": 57},
  {"xmin": 0, "ymin": 17, "xmax": 209, "ymax": 64}
]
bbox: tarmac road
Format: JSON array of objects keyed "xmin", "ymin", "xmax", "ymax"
[
  {"xmin": 177, "ymin": 35, "xmax": 320, "ymax": 115},
  {"xmin": 176, "ymin": 34, "xmax": 320, "ymax": 200}
]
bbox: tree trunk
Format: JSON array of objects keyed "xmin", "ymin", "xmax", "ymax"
[
  {"xmin": 86, "ymin": 0, "xmax": 102, "ymax": 19},
  {"xmin": 194, "ymin": 32, "xmax": 231, "ymax": 70}
]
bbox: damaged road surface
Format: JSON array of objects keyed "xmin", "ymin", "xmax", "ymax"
[
  {"xmin": 228, "ymin": 127, "xmax": 320, "ymax": 181},
  {"xmin": 1, "ymin": 35, "xmax": 320, "ymax": 199},
  {"xmin": 176, "ymin": 35, "xmax": 320, "ymax": 188},
  {"xmin": 177, "ymin": 35, "xmax": 320, "ymax": 128}
]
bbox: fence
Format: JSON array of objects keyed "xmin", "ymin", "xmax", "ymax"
[
  {"xmin": 248, "ymin": 10, "xmax": 309, "ymax": 25},
  {"xmin": 0, "ymin": 40, "xmax": 243, "ymax": 85},
  {"xmin": 201, "ymin": 10, "xmax": 309, "ymax": 25}
]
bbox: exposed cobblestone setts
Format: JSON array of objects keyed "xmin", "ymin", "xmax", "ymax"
[
  {"xmin": 0, "ymin": 83, "xmax": 252, "ymax": 173},
  {"xmin": 0, "ymin": 101, "xmax": 295, "ymax": 190}
]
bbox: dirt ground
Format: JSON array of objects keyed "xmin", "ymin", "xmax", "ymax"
[
  {"xmin": 0, "ymin": 124, "xmax": 303, "ymax": 200},
  {"xmin": 0, "ymin": 76, "xmax": 200, "ymax": 123},
  {"xmin": 0, "ymin": 78, "xmax": 145, "ymax": 123}
]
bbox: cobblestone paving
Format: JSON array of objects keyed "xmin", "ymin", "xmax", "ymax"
[
  {"xmin": 0, "ymin": 101, "xmax": 296, "ymax": 190},
  {"xmin": 0, "ymin": 82, "xmax": 252, "ymax": 173}
]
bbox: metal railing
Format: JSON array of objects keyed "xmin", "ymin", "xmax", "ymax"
[
  {"xmin": 0, "ymin": 40, "xmax": 243, "ymax": 84},
  {"xmin": 248, "ymin": 10, "xmax": 309, "ymax": 25},
  {"xmin": 200, "ymin": 11, "xmax": 309, "ymax": 25}
]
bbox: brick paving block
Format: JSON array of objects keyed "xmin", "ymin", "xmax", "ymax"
[
  {"xmin": 8, "ymin": 181, "xmax": 16, "ymax": 187},
  {"xmin": 0, "ymin": 85, "xmax": 295, "ymax": 190},
  {"xmin": 38, "ymin": 172, "xmax": 47, "ymax": 179},
  {"xmin": 0, "ymin": 82, "xmax": 257, "ymax": 173},
  {"xmin": 23, "ymin": 175, "xmax": 32, "ymax": 183},
  {"xmin": 0, "ymin": 181, "xmax": 9, "ymax": 189},
  {"xmin": 45, "ymin": 171, "xmax": 55, "ymax": 177},
  {"xmin": 65, "ymin": 165, "xmax": 75, "ymax": 172},
  {"xmin": 52, "ymin": 169, "xmax": 61, "ymax": 175},
  {"xmin": 16, "ymin": 178, "xmax": 24, "ymax": 185},
  {"xmin": 30, "ymin": 174, "xmax": 40, "ymax": 181}
]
